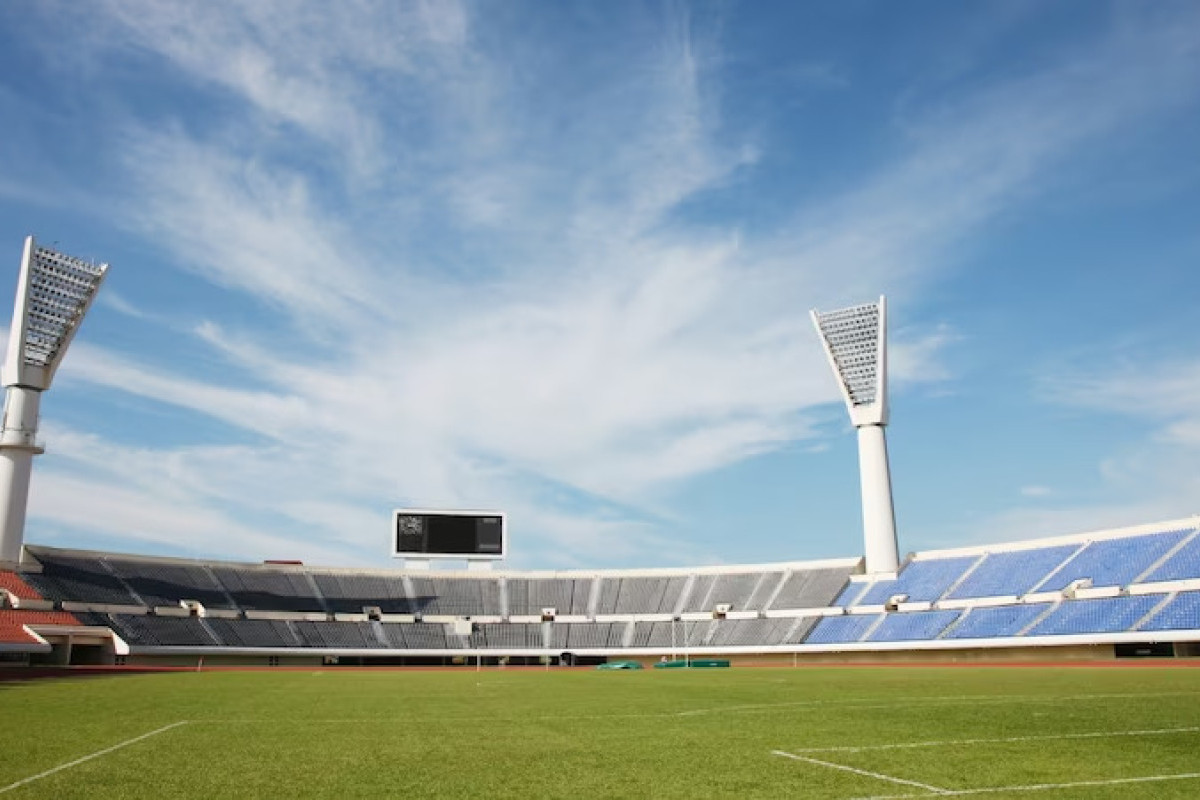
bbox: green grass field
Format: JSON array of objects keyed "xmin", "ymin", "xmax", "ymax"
[{"xmin": 2, "ymin": 665, "xmax": 1199, "ymax": 798}]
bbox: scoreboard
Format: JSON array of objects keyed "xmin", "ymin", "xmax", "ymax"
[{"xmin": 392, "ymin": 509, "xmax": 506, "ymax": 560}]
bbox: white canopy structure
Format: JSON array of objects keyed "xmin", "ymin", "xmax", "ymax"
[{"xmin": 0, "ymin": 236, "xmax": 107, "ymax": 566}]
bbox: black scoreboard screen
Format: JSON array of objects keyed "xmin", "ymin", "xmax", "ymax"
[{"xmin": 392, "ymin": 510, "xmax": 505, "ymax": 559}]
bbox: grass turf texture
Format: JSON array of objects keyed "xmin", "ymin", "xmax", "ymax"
[{"xmin": 1, "ymin": 666, "xmax": 1199, "ymax": 799}]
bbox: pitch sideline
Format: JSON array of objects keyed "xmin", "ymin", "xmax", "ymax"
[{"xmin": 0, "ymin": 721, "xmax": 189, "ymax": 794}]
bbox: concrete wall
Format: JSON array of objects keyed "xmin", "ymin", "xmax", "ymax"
[{"xmin": 615, "ymin": 645, "xmax": 1125, "ymax": 668}]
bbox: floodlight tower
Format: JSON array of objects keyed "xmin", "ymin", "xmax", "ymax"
[
  {"xmin": 811, "ymin": 296, "xmax": 899, "ymax": 574},
  {"xmin": 0, "ymin": 236, "xmax": 107, "ymax": 567}
]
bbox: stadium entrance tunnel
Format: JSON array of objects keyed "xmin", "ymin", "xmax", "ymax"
[
  {"xmin": 1114, "ymin": 642, "xmax": 1178, "ymax": 658},
  {"xmin": 26, "ymin": 630, "xmax": 125, "ymax": 667}
]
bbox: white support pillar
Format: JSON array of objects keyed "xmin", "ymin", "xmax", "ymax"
[
  {"xmin": 856, "ymin": 423, "xmax": 899, "ymax": 574},
  {"xmin": 0, "ymin": 385, "xmax": 43, "ymax": 567}
]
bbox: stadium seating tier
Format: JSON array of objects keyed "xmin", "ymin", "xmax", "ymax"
[
  {"xmin": 867, "ymin": 609, "xmax": 962, "ymax": 642},
  {"xmin": 946, "ymin": 546, "xmax": 1079, "ymax": 599},
  {"xmin": 13, "ymin": 522, "xmax": 1200, "ymax": 657},
  {"xmin": 1036, "ymin": 530, "xmax": 1190, "ymax": 592},
  {"xmin": 1027, "ymin": 595, "xmax": 1165, "ymax": 636},
  {"xmin": 803, "ymin": 614, "xmax": 879, "ymax": 645},
  {"xmin": 1144, "ymin": 532, "xmax": 1200, "ymax": 584},
  {"xmin": 1138, "ymin": 591, "xmax": 1200, "ymax": 632},
  {"xmin": 943, "ymin": 603, "xmax": 1053, "ymax": 639},
  {"xmin": 857, "ymin": 556, "xmax": 979, "ymax": 605}
]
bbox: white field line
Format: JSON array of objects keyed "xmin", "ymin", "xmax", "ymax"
[
  {"xmin": 852, "ymin": 771, "xmax": 1200, "ymax": 799},
  {"xmin": 790, "ymin": 725, "xmax": 1200, "ymax": 754},
  {"xmin": 0, "ymin": 721, "xmax": 189, "ymax": 794},
  {"xmin": 771, "ymin": 750, "xmax": 951, "ymax": 795}
]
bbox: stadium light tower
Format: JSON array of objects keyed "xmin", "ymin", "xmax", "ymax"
[
  {"xmin": 0, "ymin": 236, "xmax": 107, "ymax": 567},
  {"xmin": 811, "ymin": 296, "xmax": 899, "ymax": 574}
]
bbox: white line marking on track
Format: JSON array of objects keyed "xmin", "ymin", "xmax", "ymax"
[
  {"xmin": 851, "ymin": 771, "xmax": 1200, "ymax": 799},
  {"xmin": 0, "ymin": 720, "xmax": 189, "ymax": 794},
  {"xmin": 792, "ymin": 724, "xmax": 1200, "ymax": 754},
  {"xmin": 771, "ymin": 750, "xmax": 951, "ymax": 795}
]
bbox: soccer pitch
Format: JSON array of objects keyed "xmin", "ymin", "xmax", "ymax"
[{"xmin": 2, "ymin": 665, "xmax": 1199, "ymax": 798}]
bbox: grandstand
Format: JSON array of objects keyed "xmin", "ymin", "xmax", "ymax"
[{"xmin": 3, "ymin": 517, "xmax": 1198, "ymax": 667}]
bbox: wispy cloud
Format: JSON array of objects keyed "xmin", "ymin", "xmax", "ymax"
[
  {"xmin": 1048, "ymin": 359, "xmax": 1200, "ymax": 441},
  {"xmin": 15, "ymin": 3, "xmax": 1200, "ymax": 565},
  {"xmin": 955, "ymin": 353, "xmax": 1200, "ymax": 549},
  {"xmin": 77, "ymin": 0, "xmax": 472, "ymax": 171}
]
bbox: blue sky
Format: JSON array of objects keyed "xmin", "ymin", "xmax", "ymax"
[{"xmin": 0, "ymin": 1, "xmax": 1198, "ymax": 569}]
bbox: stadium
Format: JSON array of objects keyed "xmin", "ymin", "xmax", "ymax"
[
  {"xmin": 6, "ymin": 517, "xmax": 1200, "ymax": 668},
  {"xmin": 3, "ymin": 5, "xmax": 1200, "ymax": 796},
  {"xmin": 2, "ymin": 240, "xmax": 1200, "ymax": 799}
]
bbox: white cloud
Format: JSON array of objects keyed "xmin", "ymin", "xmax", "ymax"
[
  {"xmin": 75, "ymin": 0, "xmax": 474, "ymax": 171},
  {"xmin": 16, "ymin": 3, "xmax": 1200, "ymax": 565},
  {"xmin": 118, "ymin": 134, "xmax": 390, "ymax": 328},
  {"xmin": 31, "ymin": 470, "xmax": 351, "ymax": 565},
  {"xmin": 97, "ymin": 291, "xmax": 152, "ymax": 321},
  {"xmin": 956, "ymin": 354, "xmax": 1200, "ymax": 550},
  {"xmin": 1046, "ymin": 358, "xmax": 1200, "ymax": 450}
]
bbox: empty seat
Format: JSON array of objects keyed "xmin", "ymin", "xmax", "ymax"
[
  {"xmin": 630, "ymin": 620, "xmax": 705, "ymax": 647},
  {"xmin": 292, "ymin": 621, "xmax": 381, "ymax": 648},
  {"xmin": 472, "ymin": 623, "xmax": 542, "ymax": 648},
  {"xmin": 206, "ymin": 617, "xmax": 297, "ymax": 648},
  {"xmin": 707, "ymin": 617, "xmax": 793, "ymax": 647},
  {"xmin": 209, "ymin": 566, "xmax": 324, "ymax": 612},
  {"xmin": 22, "ymin": 548, "xmax": 137, "ymax": 606},
  {"xmin": 1026, "ymin": 595, "xmax": 1165, "ymax": 636},
  {"xmin": 1038, "ymin": 531, "xmax": 1190, "ymax": 592},
  {"xmin": 505, "ymin": 578, "xmax": 582, "ymax": 616},
  {"xmin": 108, "ymin": 614, "xmax": 217, "ymax": 646},
  {"xmin": 595, "ymin": 576, "xmax": 688, "ymax": 614},
  {"xmin": 943, "ymin": 603, "xmax": 1052, "ymax": 639},
  {"xmin": 1137, "ymin": 591, "xmax": 1200, "ymax": 631},
  {"xmin": 0, "ymin": 609, "xmax": 82, "ymax": 627},
  {"xmin": 310, "ymin": 572, "xmax": 412, "ymax": 614},
  {"xmin": 858, "ymin": 556, "xmax": 979, "ymax": 605},
  {"xmin": 0, "ymin": 571, "xmax": 42, "ymax": 600},
  {"xmin": 947, "ymin": 545, "xmax": 1080, "ymax": 599},
  {"xmin": 406, "ymin": 577, "xmax": 500, "ymax": 616},
  {"xmin": 380, "ymin": 623, "xmax": 449, "ymax": 649},
  {"xmin": 552, "ymin": 622, "xmax": 624, "ymax": 649},
  {"xmin": 803, "ymin": 614, "xmax": 879, "ymax": 644},
  {"xmin": 867, "ymin": 609, "xmax": 961, "ymax": 642},
  {"xmin": 1143, "ymin": 533, "xmax": 1200, "ymax": 584},
  {"xmin": 769, "ymin": 568, "xmax": 855, "ymax": 610},
  {"xmin": 107, "ymin": 559, "xmax": 234, "ymax": 609},
  {"xmin": 683, "ymin": 572, "xmax": 781, "ymax": 612}
]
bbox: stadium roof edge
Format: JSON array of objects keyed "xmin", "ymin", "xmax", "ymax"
[{"xmin": 910, "ymin": 514, "xmax": 1200, "ymax": 560}]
